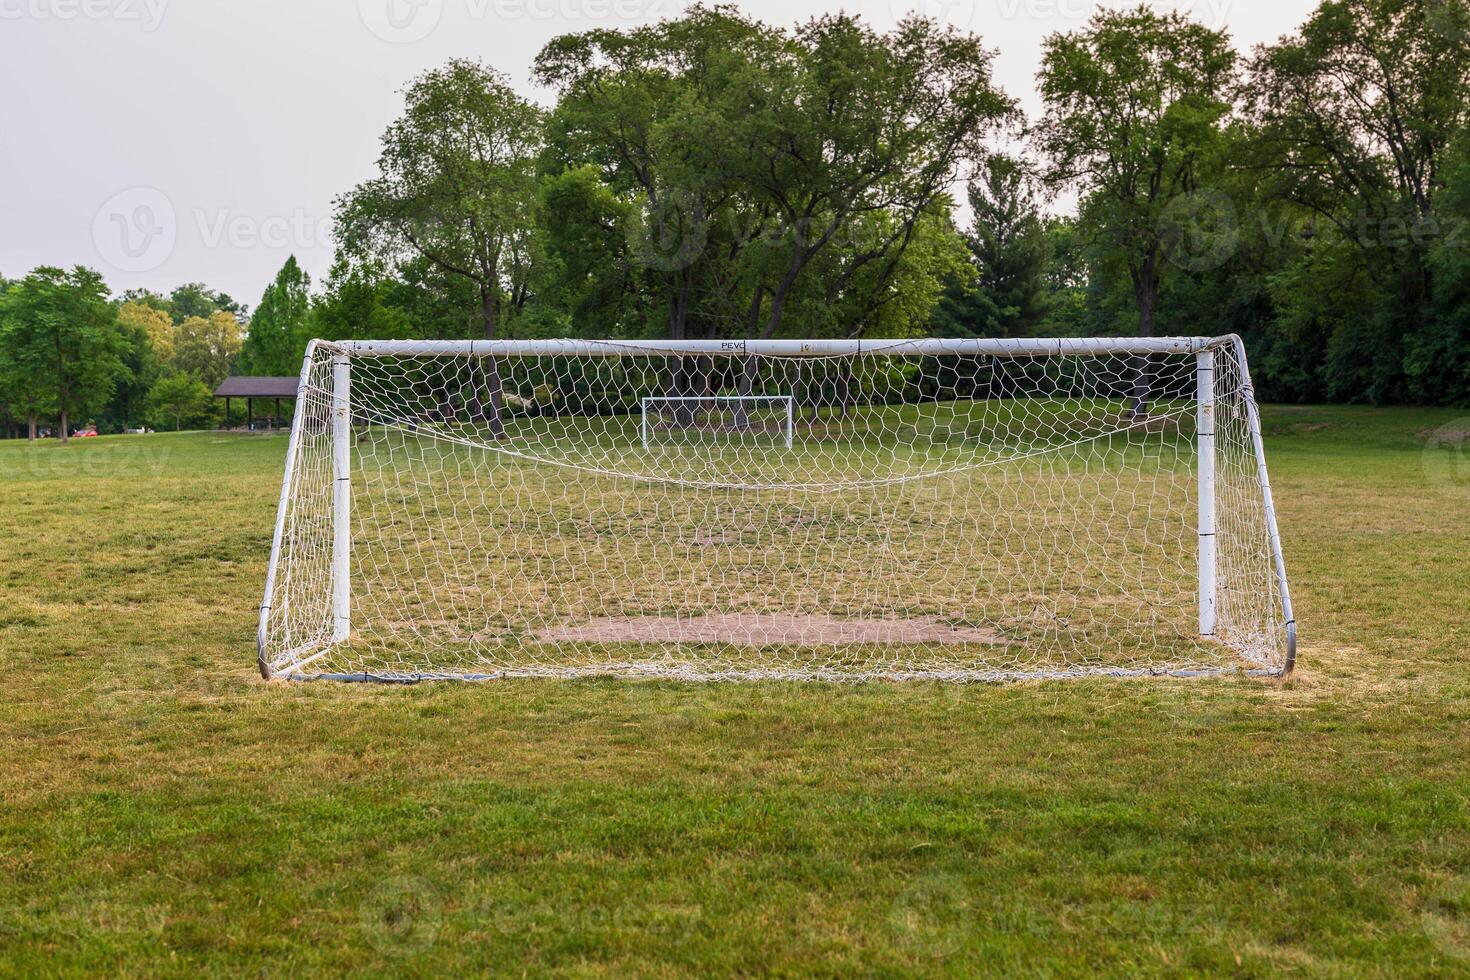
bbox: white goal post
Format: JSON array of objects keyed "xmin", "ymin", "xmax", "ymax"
[{"xmin": 257, "ymin": 336, "xmax": 1296, "ymax": 683}]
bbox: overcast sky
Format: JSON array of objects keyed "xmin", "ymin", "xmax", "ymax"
[{"xmin": 0, "ymin": 0, "xmax": 1320, "ymax": 307}]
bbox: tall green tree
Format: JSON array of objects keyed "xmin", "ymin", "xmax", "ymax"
[
  {"xmin": 1036, "ymin": 216, "xmax": 1099, "ymax": 337},
  {"xmin": 117, "ymin": 300, "xmax": 175, "ymax": 364},
  {"xmin": 537, "ymin": 8, "xmax": 1015, "ymax": 345},
  {"xmin": 1413, "ymin": 127, "xmax": 1470, "ymax": 405},
  {"xmin": 309, "ymin": 258, "xmax": 414, "ymax": 344},
  {"xmin": 0, "ymin": 267, "xmax": 125, "ymax": 442},
  {"xmin": 102, "ymin": 299, "xmax": 174, "ymax": 432},
  {"xmin": 336, "ymin": 59, "xmax": 544, "ymax": 436},
  {"xmin": 1245, "ymin": 0, "xmax": 1470, "ymax": 403},
  {"xmin": 814, "ymin": 203, "xmax": 969, "ymax": 341},
  {"xmin": 0, "ymin": 348, "xmax": 54, "ymax": 440},
  {"xmin": 1036, "ymin": 6, "xmax": 1237, "ymax": 414},
  {"xmin": 532, "ymin": 164, "xmax": 640, "ymax": 338},
  {"xmin": 537, "ymin": 7, "xmax": 1013, "ymax": 416},
  {"xmin": 169, "ymin": 283, "xmax": 245, "ymax": 323},
  {"xmin": 536, "ymin": 6, "xmax": 789, "ymax": 344},
  {"xmin": 148, "ymin": 373, "xmax": 216, "ymax": 432},
  {"xmin": 736, "ymin": 14, "xmax": 1015, "ymax": 344},
  {"xmin": 172, "ymin": 311, "xmax": 243, "ymax": 389},
  {"xmin": 241, "ymin": 256, "xmax": 312, "ymax": 376},
  {"xmin": 934, "ymin": 156, "xmax": 1052, "ymax": 339},
  {"xmin": 0, "ymin": 280, "xmax": 55, "ymax": 440}
]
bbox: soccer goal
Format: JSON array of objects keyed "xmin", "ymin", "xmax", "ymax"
[{"xmin": 257, "ymin": 337, "xmax": 1296, "ymax": 682}]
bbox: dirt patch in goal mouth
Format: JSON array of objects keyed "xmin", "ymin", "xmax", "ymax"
[{"xmin": 536, "ymin": 613, "xmax": 1004, "ymax": 647}]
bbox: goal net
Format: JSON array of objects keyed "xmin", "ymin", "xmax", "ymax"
[
  {"xmin": 642, "ymin": 395, "xmax": 794, "ymax": 449},
  {"xmin": 258, "ymin": 337, "xmax": 1295, "ymax": 682}
]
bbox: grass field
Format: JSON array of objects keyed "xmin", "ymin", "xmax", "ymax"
[{"xmin": 2, "ymin": 404, "xmax": 1469, "ymax": 975}]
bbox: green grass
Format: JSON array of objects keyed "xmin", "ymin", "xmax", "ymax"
[{"xmin": 1, "ymin": 406, "xmax": 1469, "ymax": 975}]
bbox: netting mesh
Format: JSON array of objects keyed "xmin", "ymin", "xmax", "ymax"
[
  {"xmin": 643, "ymin": 396, "xmax": 794, "ymax": 449},
  {"xmin": 259, "ymin": 340, "xmax": 1292, "ymax": 682}
]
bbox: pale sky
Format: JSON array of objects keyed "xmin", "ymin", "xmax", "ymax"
[{"xmin": 0, "ymin": 0, "xmax": 1320, "ymax": 308}]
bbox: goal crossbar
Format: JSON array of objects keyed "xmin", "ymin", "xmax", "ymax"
[
  {"xmin": 340, "ymin": 336, "xmax": 1227, "ymax": 358},
  {"xmin": 257, "ymin": 334, "xmax": 1296, "ymax": 682}
]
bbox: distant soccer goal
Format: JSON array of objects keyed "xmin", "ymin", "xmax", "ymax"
[
  {"xmin": 257, "ymin": 337, "xmax": 1296, "ymax": 682},
  {"xmin": 642, "ymin": 395, "xmax": 794, "ymax": 449}
]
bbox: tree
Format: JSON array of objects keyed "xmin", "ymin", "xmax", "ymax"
[
  {"xmin": 532, "ymin": 164, "xmax": 640, "ymax": 339},
  {"xmin": 169, "ymin": 283, "xmax": 245, "ymax": 322},
  {"xmin": 739, "ymin": 14, "xmax": 1016, "ymax": 344},
  {"xmin": 934, "ymin": 156, "xmax": 1051, "ymax": 339},
  {"xmin": 148, "ymin": 374, "xmax": 216, "ymax": 431},
  {"xmin": 798, "ymin": 201, "xmax": 969, "ymax": 342},
  {"xmin": 1036, "ymin": 216, "xmax": 1098, "ymax": 337},
  {"xmin": 0, "ymin": 279, "xmax": 55, "ymax": 440},
  {"xmin": 1410, "ymin": 126, "xmax": 1470, "ymax": 405},
  {"xmin": 537, "ymin": 8, "xmax": 1014, "ymax": 421},
  {"xmin": 0, "ymin": 266, "xmax": 124, "ymax": 442},
  {"xmin": 336, "ymin": 58, "xmax": 544, "ymax": 437},
  {"xmin": 173, "ymin": 311, "xmax": 243, "ymax": 388},
  {"xmin": 1245, "ymin": 0, "xmax": 1470, "ymax": 403},
  {"xmin": 0, "ymin": 345, "xmax": 54, "ymax": 440},
  {"xmin": 118, "ymin": 300, "xmax": 175, "ymax": 364},
  {"xmin": 101, "ymin": 300, "xmax": 173, "ymax": 432},
  {"xmin": 309, "ymin": 258, "xmax": 415, "ymax": 344},
  {"xmin": 1036, "ymin": 6, "xmax": 1237, "ymax": 415},
  {"xmin": 537, "ymin": 6, "xmax": 795, "ymax": 347},
  {"xmin": 241, "ymin": 256, "xmax": 312, "ymax": 376},
  {"xmin": 537, "ymin": 10, "xmax": 1015, "ymax": 349}
]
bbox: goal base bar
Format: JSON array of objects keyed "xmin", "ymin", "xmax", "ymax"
[{"xmin": 280, "ymin": 666, "xmax": 1289, "ymax": 684}]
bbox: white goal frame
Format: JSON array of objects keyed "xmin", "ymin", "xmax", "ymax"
[
  {"xmin": 641, "ymin": 394, "xmax": 795, "ymax": 449},
  {"xmin": 257, "ymin": 335, "xmax": 1297, "ymax": 682}
]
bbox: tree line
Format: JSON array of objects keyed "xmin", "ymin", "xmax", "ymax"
[
  {"xmin": 0, "ymin": 274, "xmax": 246, "ymax": 439},
  {"xmin": 3, "ymin": 0, "xmax": 1467, "ymax": 440}
]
